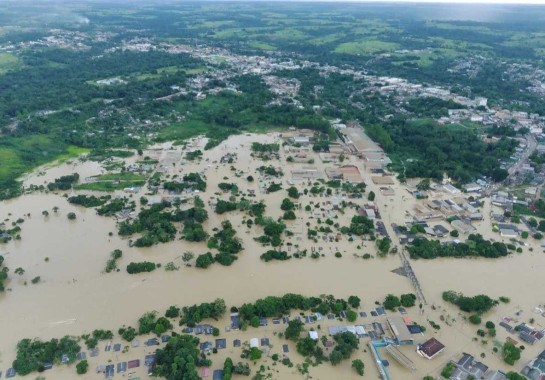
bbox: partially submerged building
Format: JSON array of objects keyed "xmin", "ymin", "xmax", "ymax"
[
  {"xmin": 386, "ymin": 316, "xmax": 413, "ymax": 345},
  {"xmin": 417, "ymin": 337, "xmax": 445, "ymax": 360}
]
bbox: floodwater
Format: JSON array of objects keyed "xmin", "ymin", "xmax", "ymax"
[{"xmin": 1, "ymin": 133, "xmax": 544, "ymax": 379}]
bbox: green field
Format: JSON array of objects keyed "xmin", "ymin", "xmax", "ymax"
[
  {"xmin": 135, "ymin": 65, "xmax": 208, "ymax": 80},
  {"xmin": 0, "ymin": 53, "xmax": 19, "ymax": 74},
  {"xmin": 75, "ymin": 172, "xmax": 147, "ymax": 192},
  {"xmin": 334, "ymin": 40, "xmax": 400, "ymax": 55},
  {"xmin": 248, "ymin": 42, "xmax": 277, "ymax": 51}
]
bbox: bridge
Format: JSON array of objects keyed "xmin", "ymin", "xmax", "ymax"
[{"xmin": 399, "ymin": 249, "xmax": 427, "ymax": 305}]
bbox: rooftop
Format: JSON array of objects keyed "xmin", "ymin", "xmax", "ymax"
[{"xmin": 417, "ymin": 337, "xmax": 445, "ymax": 359}]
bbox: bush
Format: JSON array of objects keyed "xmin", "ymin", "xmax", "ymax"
[
  {"xmin": 195, "ymin": 252, "xmax": 215, "ymax": 268},
  {"xmin": 260, "ymin": 250, "xmax": 291, "ymax": 262},
  {"xmin": 118, "ymin": 326, "xmax": 136, "ymax": 342},
  {"xmin": 383, "ymin": 294, "xmax": 401, "ymax": 310},
  {"xmin": 76, "ymin": 360, "xmax": 88, "ymax": 374},
  {"xmin": 502, "ymin": 342, "xmax": 521, "ymax": 365},
  {"xmin": 352, "ymin": 359, "xmax": 364, "ymax": 376},
  {"xmin": 400, "ymin": 293, "xmax": 416, "ymax": 308},
  {"xmin": 442, "ymin": 291, "xmax": 498, "ymax": 313},
  {"xmin": 441, "ymin": 362, "xmax": 455, "ymax": 378},
  {"xmin": 469, "ymin": 314, "xmax": 482, "ymax": 325},
  {"xmin": 347, "ymin": 296, "xmax": 361, "ymax": 308},
  {"xmin": 126, "ymin": 261, "xmax": 156, "ymax": 274}
]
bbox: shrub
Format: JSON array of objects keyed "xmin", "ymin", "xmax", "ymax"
[
  {"xmin": 76, "ymin": 360, "xmax": 88, "ymax": 375},
  {"xmin": 469, "ymin": 314, "xmax": 482, "ymax": 325}
]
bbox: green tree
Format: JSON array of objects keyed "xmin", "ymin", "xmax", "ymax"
[
  {"xmin": 223, "ymin": 357, "xmax": 233, "ymax": 380},
  {"xmin": 346, "ymin": 310, "xmax": 357, "ymax": 322},
  {"xmin": 285, "ymin": 319, "xmax": 304, "ymax": 341},
  {"xmin": 152, "ymin": 335, "xmax": 201, "ymax": 378},
  {"xmin": 352, "ymin": 359, "xmax": 365, "ymax": 376},
  {"xmin": 76, "ymin": 360, "xmax": 88, "ymax": 375},
  {"xmin": 250, "ymin": 316, "xmax": 260, "ymax": 328},
  {"xmin": 347, "ymin": 295, "xmax": 361, "ymax": 308},
  {"xmin": 417, "ymin": 178, "xmax": 431, "ymax": 191},
  {"xmin": 195, "ymin": 252, "xmax": 214, "ymax": 268},
  {"xmin": 330, "ymin": 350, "xmax": 343, "ymax": 365},
  {"xmin": 287, "ymin": 186, "xmax": 300, "ymax": 199},
  {"xmin": 400, "ymin": 293, "xmax": 417, "ymax": 308},
  {"xmin": 280, "ymin": 198, "xmax": 295, "ymax": 211},
  {"xmin": 283, "ymin": 210, "xmax": 296, "ymax": 220},
  {"xmin": 506, "ymin": 371, "xmax": 529, "ymax": 380},
  {"xmin": 367, "ymin": 191, "xmax": 375, "ymax": 201},
  {"xmin": 502, "ymin": 342, "xmax": 521, "ymax": 365},
  {"xmin": 249, "ymin": 347, "xmax": 262, "ymax": 361},
  {"xmin": 469, "ymin": 314, "xmax": 482, "ymax": 325},
  {"xmin": 383, "ymin": 294, "xmax": 401, "ymax": 310}
]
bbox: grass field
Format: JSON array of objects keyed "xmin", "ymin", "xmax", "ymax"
[
  {"xmin": 334, "ymin": 40, "xmax": 400, "ymax": 55},
  {"xmin": 75, "ymin": 172, "xmax": 147, "ymax": 191},
  {"xmin": 51, "ymin": 146, "xmax": 90, "ymax": 165},
  {"xmin": 158, "ymin": 119, "xmax": 214, "ymax": 143},
  {"xmin": 135, "ymin": 65, "xmax": 208, "ymax": 80},
  {"xmin": 0, "ymin": 148, "xmax": 23, "ymax": 180},
  {"xmin": 248, "ymin": 42, "xmax": 277, "ymax": 51}
]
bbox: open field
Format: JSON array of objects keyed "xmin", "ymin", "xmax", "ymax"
[{"xmin": 335, "ymin": 40, "xmax": 400, "ymax": 55}]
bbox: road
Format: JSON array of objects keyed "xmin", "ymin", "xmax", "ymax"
[{"xmin": 484, "ymin": 133, "xmax": 537, "ymax": 196}]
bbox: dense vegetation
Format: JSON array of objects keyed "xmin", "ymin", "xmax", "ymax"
[
  {"xmin": 152, "ymin": 335, "xmax": 203, "ymax": 379},
  {"xmin": 408, "ymin": 234, "xmax": 510, "ymax": 259},
  {"xmin": 118, "ymin": 202, "xmax": 177, "ymax": 247},
  {"xmin": 126, "ymin": 261, "xmax": 156, "ymax": 274},
  {"xmin": 13, "ymin": 336, "xmax": 80, "ymax": 375},
  {"xmin": 0, "ymin": 255, "xmax": 8, "ymax": 291},
  {"xmin": 47, "ymin": 173, "xmax": 80, "ymax": 191},
  {"xmin": 238, "ymin": 293, "xmax": 356, "ymax": 323},
  {"xmin": 379, "ymin": 120, "xmax": 515, "ymax": 183},
  {"xmin": 179, "ymin": 298, "xmax": 227, "ymax": 326},
  {"xmin": 442, "ymin": 291, "xmax": 499, "ymax": 314}
]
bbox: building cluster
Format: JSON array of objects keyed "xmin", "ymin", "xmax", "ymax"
[
  {"xmin": 522, "ymin": 349, "xmax": 545, "ymax": 380},
  {"xmin": 448, "ymin": 353, "xmax": 508, "ymax": 380}
]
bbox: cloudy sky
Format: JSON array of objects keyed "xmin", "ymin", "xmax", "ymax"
[{"xmin": 342, "ymin": 0, "xmax": 545, "ymax": 3}]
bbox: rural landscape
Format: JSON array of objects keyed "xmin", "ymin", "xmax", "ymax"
[{"xmin": 2, "ymin": 1, "xmax": 545, "ymax": 380}]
